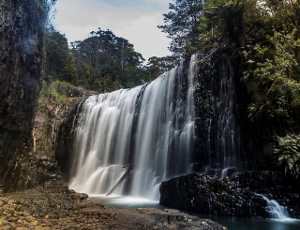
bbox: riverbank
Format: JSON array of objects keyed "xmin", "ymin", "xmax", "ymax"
[
  {"xmin": 161, "ymin": 171, "xmax": 300, "ymax": 218},
  {"xmin": 0, "ymin": 180, "xmax": 225, "ymax": 230}
]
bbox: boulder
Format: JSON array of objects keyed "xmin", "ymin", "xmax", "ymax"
[
  {"xmin": 160, "ymin": 173, "xmax": 268, "ymax": 217},
  {"xmin": 160, "ymin": 171, "xmax": 300, "ymax": 218}
]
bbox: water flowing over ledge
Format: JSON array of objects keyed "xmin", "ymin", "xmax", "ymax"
[
  {"xmin": 68, "ymin": 56, "xmax": 198, "ymax": 203},
  {"xmin": 258, "ymin": 194, "xmax": 300, "ymax": 223}
]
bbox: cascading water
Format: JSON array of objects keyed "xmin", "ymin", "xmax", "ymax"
[
  {"xmin": 258, "ymin": 195, "xmax": 299, "ymax": 222},
  {"xmin": 69, "ymin": 56, "xmax": 198, "ymax": 203}
]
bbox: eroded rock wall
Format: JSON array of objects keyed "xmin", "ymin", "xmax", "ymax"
[
  {"xmin": 0, "ymin": 0, "xmax": 47, "ymax": 188},
  {"xmin": 34, "ymin": 82, "xmax": 95, "ymax": 182},
  {"xmin": 193, "ymin": 49, "xmax": 244, "ymax": 171}
]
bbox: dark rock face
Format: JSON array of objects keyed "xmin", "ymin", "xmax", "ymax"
[
  {"xmin": 55, "ymin": 98, "xmax": 87, "ymax": 179},
  {"xmin": 193, "ymin": 49, "xmax": 244, "ymax": 171},
  {"xmin": 0, "ymin": 0, "xmax": 47, "ymax": 188},
  {"xmin": 235, "ymin": 171, "xmax": 300, "ymax": 218},
  {"xmin": 160, "ymin": 173, "xmax": 268, "ymax": 217},
  {"xmin": 160, "ymin": 172, "xmax": 300, "ymax": 218},
  {"xmin": 192, "ymin": 48, "xmax": 272, "ymax": 172}
]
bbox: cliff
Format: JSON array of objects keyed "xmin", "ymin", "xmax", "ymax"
[
  {"xmin": 0, "ymin": 0, "xmax": 47, "ymax": 189},
  {"xmin": 160, "ymin": 49, "xmax": 300, "ymax": 218},
  {"xmin": 7, "ymin": 80, "xmax": 96, "ymax": 189}
]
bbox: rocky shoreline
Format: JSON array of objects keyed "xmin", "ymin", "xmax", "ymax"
[
  {"xmin": 160, "ymin": 171, "xmax": 300, "ymax": 218},
  {"xmin": 0, "ymin": 180, "xmax": 225, "ymax": 230}
]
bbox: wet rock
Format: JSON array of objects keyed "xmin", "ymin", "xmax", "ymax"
[
  {"xmin": 71, "ymin": 193, "xmax": 89, "ymax": 201},
  {"xmin": 193, "ymin": 50, "xmax": 242, "ymax": 170},
  {"xmin": 161, "ymin": 171, "xmax": 300, "ymax": 218},
  {"xmin": 160, "ymin": 173, "xmax": 269, "ymax": 217}
]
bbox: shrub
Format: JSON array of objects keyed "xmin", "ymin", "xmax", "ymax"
[{"xmin": 275, "ymin": 135, "xmax": 300, "ymax": 177}]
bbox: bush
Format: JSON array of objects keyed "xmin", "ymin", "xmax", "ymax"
[
  {"xmin": 275, "ymin": 135, "xmax": 300, "ymax": 178},
  {"xmin": 39, "ymin": 80, "xmax": 73, "ymax": 105}
]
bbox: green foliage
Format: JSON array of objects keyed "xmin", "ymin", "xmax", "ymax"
[
  {"xmin": 161, "ymin": 0, "xmax": 300, "ymax": 176},
  {"xmin": 159, "ymin": 0, "xmax": 204, "ymax": 56},
  {"xmin": 275, "ymin": 135, "xmax": 300, "ymax": 177},
  {"xmin": 62, "ymin": 54, "xmax": 77, "ymax": 83},
  {"xmin": 244, "ymin": 29, "xmax": 300, "ymax": 125},
  {"xmin": 162, "ymin": 0, "xmax": 300, "ymax": 129},
  {"xmin": 160, "ymin": 0, "xmax": 246, "ymax": 55},
  {"xmin": 71, "ymin": 28, "xmax": 146, "ymax": 90},
  {"xmin": 203, "ymin": 0, "xmax": 300, "ymax": 176},
  {"xmin": 145, "ymin": 56, "xmax": 178, "ymax": 80},
  {"xmin": 45, "ymin": 31, "xmax": 72, "ymax": 81},
  {"xmin": 240, "ymin": 2, "xmax": 300, "ymax": 128},
  {"xmin": 39, "ymin": 80, "xmax": 71, "ymax": 105},
  {"xmin": 45, "ymin": 28, "xmax": 171, "ymax": 91},
  {"xmin": 92, "ymin": 77, "xmax": 122, "ymax": 93}
]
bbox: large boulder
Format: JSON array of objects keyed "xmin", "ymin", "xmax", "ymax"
[
  {"xmin": 160, "ymin": 171, "xmax": 300, "ymax": 218},
  {"xmin": 160, "ymin": 173, "xmax": 267, "ymax": 217}
]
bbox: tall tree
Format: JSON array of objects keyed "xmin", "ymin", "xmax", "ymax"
[
  {"xmin": 146, "ymin": 56, "xmax": 178, "ymax": 80},
  {"xmin": 71, "ymin": 28, "xmax": 146, "ymax": 89},
  {"xmin": 159, "ymin": 0, "xmax": 205, "ymax": 56},
  {"xmin": 45, "ymin": 30, "xmax": 70, "ymax": 80}
]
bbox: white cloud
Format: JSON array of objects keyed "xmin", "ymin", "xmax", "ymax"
[{"xmin": 54, "ymin": 0, "xmax": 171, "ymax": 59}]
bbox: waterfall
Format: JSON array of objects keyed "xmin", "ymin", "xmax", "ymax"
[
  {"xmin": 264, "ymin": 196, "xmax": 290, "ymax": 220},
  {"xmin": 69, "ymin": 56, "xmax": 197, "ymax": 202},
  {"xmin": 259, "ymin": 195, "xmax": 298, "ymax": 222}
]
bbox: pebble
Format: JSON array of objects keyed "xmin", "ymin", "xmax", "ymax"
[{"xmin": 0, "ymin": 186, "xmax": 225, "ymax": 230}]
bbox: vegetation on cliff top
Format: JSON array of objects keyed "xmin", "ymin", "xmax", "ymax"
[
  {"xmin": 160, "ymin": 0, "xmax": 300, "ymax": 176},
  {"xmin": 44, "ymin": 28, "xmax": 178, "ymax": 92}
]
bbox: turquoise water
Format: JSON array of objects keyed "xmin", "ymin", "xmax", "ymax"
[
  {"xmin": 90, "ymin": 196, "xmax": 300, "ymax": 229},
  {"xmin": 89, "ymin": 195, "xmax": 160, "ymax": 208},
  {"xmin": 214, "ymin": 217, "xmax": 300, "ymax": 230}
]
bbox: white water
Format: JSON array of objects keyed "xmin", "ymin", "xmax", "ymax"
[
  {"xmin": 69, "ymin": 56, "xmax": 198, "ymax": 203},
  {"xmin": 259, "ymin": 195, "xmax": 298, "ymax": 222}
]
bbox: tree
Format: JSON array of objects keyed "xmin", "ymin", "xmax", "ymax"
[
  {"xmin": 71, "ymin": 28, "xmax": 146, "ymax": 89},
  {"xmin": 146, "ymin": 56, "xmax": 178, "ymax": 80},
  {"xmin": 44, "ymin": 27, "xmax": 181, "ymax": 91},
  {"xmin": 159, "ymin": 0, "xmax": 205, "ymax": 56},
  {"xmin": 160, "ymin": 0, "xmax": 300, "ymax": 175},
  {"xmin": 62, "ymin": 54, "xmax": 77, "ymax": 83},
  {"xmin": 45, "ymin": 30, "xmax": 69, "ymax": 80}
]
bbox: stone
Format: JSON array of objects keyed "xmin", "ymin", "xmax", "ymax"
[
  {"xmin": 0, "ymin": 200, "xmax": 5, "ymax": 207},
  {"xmin": 0, "ymin": 0, "xmax": 47, "ymax": 189},
  {"xmin": 160, "ymin": 173, "xmax": 268, "ymax": 217},
  {"xmin": 161, "ymin": 171, "xmax": 300, "ymax": 218}
]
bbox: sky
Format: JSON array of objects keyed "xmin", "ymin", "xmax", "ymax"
[{"xmin": 54, "ymin": 0, "xmax": 171, "ymax": 59}]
